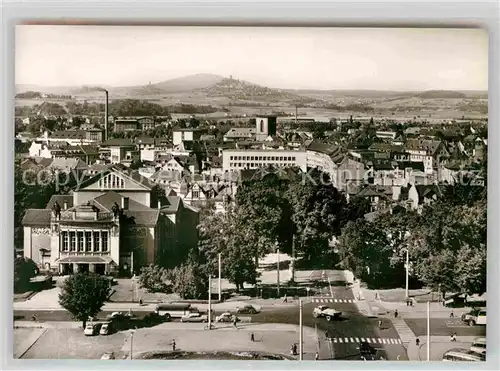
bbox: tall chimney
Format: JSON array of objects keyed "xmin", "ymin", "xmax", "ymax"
[
  {"xmin": 295, "ymin": 105, "xmax": 298, "ymax": 125},
  {"xmin": 121, "ymin": 196, "xmax": 129, "ymax": 210},
  {"xmin": 104, "ymin": 90, "xmax": 109, "ymax": 142}
]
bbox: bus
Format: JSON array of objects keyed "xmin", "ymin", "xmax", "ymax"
[
  {"xmin": 442, "ymin": 348, "xmax": 486, "ymax": 362},
  {"xmin": 155, "ymin": 303, "xmax": 196, "ymax": 319}
]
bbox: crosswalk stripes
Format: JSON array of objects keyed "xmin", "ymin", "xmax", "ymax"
[
  {"xmin": 312, "ymin": 298, "xmax": 355, "ymax": 303},
  {"xmin": 328, "ymin": 337, "xmax": 402, "ymax": 345}
]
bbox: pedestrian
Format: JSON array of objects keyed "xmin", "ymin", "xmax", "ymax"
[
  {"xmin": 394, "ymin": 309, "xmax": 399, "ymax": 318},
  {"xmin": 449, "ymin": 311, "xmax": 454, "ymax": 319},
  {"xmin": 416, "ymin": 338, "xmax": 420, "ymax": 346},
  {"xmin": 233, "ymin": 317, "xmax": 238, "ymax": 329},
  {"xmin": 290, "ymin": 345, "xmax": 295, "ymax": 356},
  {"xmin": 315, "ymin": 352, "xmax": 319, "ymax": 361},
  {"xmin": 250, "ymin": 333, "xmax": 255, "ymax": 342},
  {"xmin": 397, "ymin": 355, "xmax": 401, "ymax": 360},
  {"xmin": 406, "ymin": 299, "xmax": 409, "ymax": 306},
  {"xmin": 283, "ymin": 294, "xmax": 288, "ymax": 303},
  {"xmin": 139, "ymin": 298, "xmax": 143, "ymax": 305},
  {"xmin": 409, "ymin": 299, "xmax": 413, "ymax": 307},
  {"xmin": 172, "ymin": 339, "xmax": 176, "ymax": 351},
  {"xmin": 378, "ymin": 320, "xmax": 383, "ymax": 328},
  {"xmin": 451, "ymin": 333, "xmax": 457, "ymax": 342},
  {"xmin": 31, "ymin": 314, "xmax": 37, "ymax": 322}
]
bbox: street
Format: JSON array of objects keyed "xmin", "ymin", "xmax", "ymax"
[{"xmin": 14, "ymin": 270, "xmax": 406, "ymax": 361}]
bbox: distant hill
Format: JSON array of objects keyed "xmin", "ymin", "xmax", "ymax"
[{"xmin": 416, "ymin": 90, "xmax": 467, "ymax": 99}]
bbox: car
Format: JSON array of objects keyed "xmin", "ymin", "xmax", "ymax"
[
  {"xmin": 99, "ymin": 322, "xmax": 113, "ymax": 335},
  {"xmin": 461, "ymin": 309, "xmax": 486, "ymax": 326},
  {"xmin": 215, "ymin": 312, "xmax": 239, "ymax": 323},
  {"xmin": 470, "ymin": 337, "xmax": 486, "ymax": 355},
  {"xmin": 312, "ymin": 305, "xmax": 342, "ymax": 321},
  {"xmin": 359, "ymin": 342, "xmax": 377, "ymax": 358},
  {"xmin": 236, "ymin": 304, "xmax": 259, "ymax": 314},
  {"xmin": 84, "ymin": 323, "xmax": 100, "ymax": 336},
  {"xmin": 143, "ymin": 312, "xmax": 169, "ymax": 324},
  {"xmin": 180, "ymin": 312, "xmax": 208, "ymax": 323},
  {"xmin": 101, "ymin": 351, "xmax": 115, "ymax": 360}
]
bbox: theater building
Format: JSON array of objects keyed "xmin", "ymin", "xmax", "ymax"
[{"xmin": 22, "ymin": 167, "xmax": 199, "ymax": 275}]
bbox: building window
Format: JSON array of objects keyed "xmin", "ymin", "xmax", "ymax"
[
  {"xmin": 279, "ymin": 157, "xmax": 283, "ymax": 161},
  {"xmin": 260, "ymin": 120, "xmax": 264, "ymax": 132},
  {"xmin": 101, "ymin": 231, "xmax": 109, "ymax": 252},
  {"xmin": 292, "ymin": 157, "xmax": 296, "ymax": 161},
  {"xmin": 230, "ymin": 156, "xmax": 234, "ymax": 161},
  {"xmin": 93, "ymin": 232, "xmax": 100, "ymax": 251},
  {"xmin": 62, "ymin": 231, "xmax": 69, "ymax": 252},
  {"xmin": 70, "ymin": 231, "xmax": 76, "ymax": 251},
  {"xmin": 85, "ymin": 232, "xmax": 92, "ymax": 252},
  {"xmin": 77, "ymin": 231, "xmax": 84, "ymax": 252},
  {"xmin": 193, "ymin": 190, "xmax": 200, "ymax": 199}
]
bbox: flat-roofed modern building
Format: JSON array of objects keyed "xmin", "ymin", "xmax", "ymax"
[{"xmin": 222, "ymin": 149, "xmax": 307, "ymax": 172}]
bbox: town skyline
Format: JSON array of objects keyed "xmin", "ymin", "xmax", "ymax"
[{"xmin": 16, "ymin": 26, "xmax": 488, "ymax": 91}]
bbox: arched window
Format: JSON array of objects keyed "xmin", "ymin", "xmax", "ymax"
[{"xmin": 260, "ymin": 120, "xmax": 264, "ymax": 132}]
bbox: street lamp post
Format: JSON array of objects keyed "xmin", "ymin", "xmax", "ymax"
[
  {"xmin": 299, "ymin": 299, "xmax": 303, "ymax": 361},
  {"xmin": 276, "ymin": 242, "xmax": 280, "ymax": 298},
  {"xmin": 218, "ymin": 253, "xmax": 222, "ymax": 302},
  {"xmin": 129, "ymin": 329, "xmax": 136, "ymax": 360},
  {"xmin": 405, "ymin": 248, "xmax": 409, "ymax": 299}
]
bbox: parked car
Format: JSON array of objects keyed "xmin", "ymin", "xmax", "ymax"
[
  {"xmin": 236, "ymin": 304, "xmax": 259, "ymax": 314},
  {"xmin": 143, "ymin": 312, "xmax": 169, "ymax": 325},
  {"xmin": 84, "ymin": 323, "xmax": 100, "ymax": 336},
  {"xmin": 215, "ymin": 312, "xmax": 240, "ymax": 323},
  {"xmin": 359, "ymin": 342, "xmax": 377, "ymax": 358},
  {"xmin": 442, "ymin": 348, "xmax": 485, "ymax": 362},
  {"xmin": 461, "ymin": 309, "xmax": 486, "ymax": 326},
  {"xmin": 470, "ymin": 337, "xmax": 486, "ymax": 355},
  {"xmin": 101, "ymin": 351, "xmax": 115, "ymax": 360},
  {"xmin": 312, "ymin": 305, "xmax": 342, "ymax": 321},
  {"xmin": 180, "ymin": 312, "xmax": 208, "ymax": 323},
  {"xmin": 99, "ymin": 322, "xmax": 113, "ymax": 335}
]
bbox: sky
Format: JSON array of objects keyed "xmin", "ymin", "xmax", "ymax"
[{"xmin": 15, "ymin": 26, "xmax": 488, "ymax": 91}]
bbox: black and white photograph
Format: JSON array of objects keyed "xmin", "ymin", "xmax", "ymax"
[{"xmin": 12, "ymin": 25, "xmax": 487, "ymax": 362}]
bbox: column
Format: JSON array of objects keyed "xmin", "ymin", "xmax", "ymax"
[
  {"xmin": 91, "ymin": 230, "xmax": 95, "ymax": 252},
  {"xmin": 83, "ymin": 230, "xmax": 86, "ymax": 253}
]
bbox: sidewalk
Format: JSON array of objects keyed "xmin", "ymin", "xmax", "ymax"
[{"xmin": 406, "ymin": 335, "xmax": 476, "ymax": 361}]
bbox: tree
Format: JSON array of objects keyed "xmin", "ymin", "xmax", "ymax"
[
  {"xmin": 287, "ymin": 170, "xmax": 349, "ymax": 264},
  {"xmin": 137, "ymin": 264, "xmax": 170, "ymax": 293},
  {"xmin": 336, "ymin": 219, "xmax": 401, "ymax": 288},
  {"xmin": 129, "ymin": 160, "xmax": 143, "ymax": 170},
  {"xmin": 14, "ymin": 257, "xmax": 38, "ymax": 293},
  {"xmin": 58, "ymin": 273, "xmax": 112, "ymax": 328},
  {"xmin": 168, "ymin": 260, "xmax": 208, "ymax": 299},
  {"xmin": 197, "ymin": 208, "xmax": 260, "ymax": 291}
]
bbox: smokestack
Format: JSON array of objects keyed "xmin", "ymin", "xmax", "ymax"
[
  {"xmin": 104, "ymin": 90, "xmax": 109, "ymax": 142},
  {"xmin": 295, "ymin": 105, "xmax": 298, "ymax": 125}
]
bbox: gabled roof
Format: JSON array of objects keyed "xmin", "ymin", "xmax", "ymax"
[
  {"xmin": 45, "ymin": 195, "xmax": 74, "ymax": 210},
  {"xmin": 22, "ymin": 209, "xmax": 52, "ymax": 226},
  {"xmin": 415, "ymin": 184, "xmax": 442, "ymax": 200},
  {"xmin": 224, "ymin": 127, "xmax": 256, "ymax": 137},
  {"xmin": 306, "ymin": 141, "xmax": 342, "ymax": 158},
  {"xmin": 159, "ymin": 196, "xmax": 182, "ymax": 214},
  {"xmin": 50, "ymin": 130, "xmax": 86, "ymax": 139},
  {"xmin": 356, "ymin": 185, "xmax": 393, "ymax": 198},
  {"xmin": 76, "ymin": 167, "xmax": 153, "ymax": 191},
  {"xmin": 48, "ymin": 158, "xmax": 88, "ymax": 171}
]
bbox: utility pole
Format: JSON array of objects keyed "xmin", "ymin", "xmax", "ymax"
[
  {"xmin": 405, "ymin": 248, "xmax": 409, "ymax": 299},
  {"xmin": 276, "ymin": 248, "xmax": 280, "ymax": 297},
  {"xmin": 208, "ymin": 276, "xmax": 212, "ymax": 330},
  {"xmin": 218, "ymin": 253, "xmax": 222, "ymax": 302},
  {"xmin": 299, "ymin": 299, "xmax": 303, "ymax": 361},
  {"xmin": 427, "ymin": 301, "xmax": 430, "ymax": 361}
]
